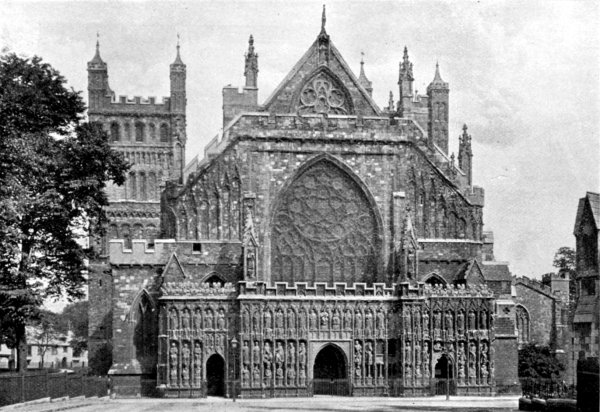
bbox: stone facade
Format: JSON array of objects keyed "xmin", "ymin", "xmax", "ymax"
[
  {"xmin": 570, "ymin": 192, "xmax": 599, "ymax": 382},
  {"xmin": 86, "ymin": 38, "xmax": 186, "ymax": 374},
  {"xmin": 89, "ymin": 11, "xmax": 521, "ymax": 397}
]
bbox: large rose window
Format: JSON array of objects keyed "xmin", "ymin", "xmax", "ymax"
[
  {"xmin": 271, "ymin": 159, "xmax": 379, "ymax": 285},
  {"xmin": 298, "ymin": 75, "xmax": 349, "ymax": 115}
]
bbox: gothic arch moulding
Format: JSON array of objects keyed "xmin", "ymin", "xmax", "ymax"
[
  {"xmin": 292, "ymin": 67, "xmax": 354, "ymax": 115},
  {"xmin": 269, "ymin": 154, "xmax": 382, "ymax": 285}
]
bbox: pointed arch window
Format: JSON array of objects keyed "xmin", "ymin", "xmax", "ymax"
[
  {"xmin": 515, "ymin": 305, "xmax": 530, "ymax": 344},
  {"xmin": 135, "ymin": 122, "xmax": 145, "ymax": 142},
  {"xmin": 160, "ymin": 124, "xmax": 169, "ymax": 142},
  {"xmin": 149, "ymin": 123, "xmax": 156, "ymax": 140},
  {"xmin": 132, "ymin": 291, "xmax": 157, "ymax": 372},
  {"xmin": 110, "ymin": 122, "xmax": 120, "ymax": 142}
]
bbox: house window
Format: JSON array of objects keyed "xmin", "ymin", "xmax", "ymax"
[
  {"xmin": 63, "ymin": 346, "xmax": 68, "ymax": 353},
  {"xmin": 27, "ymin": 346, "xmax": 32, "ymax": 356},
  {"xmin": 51, "ymin": 346, "xmax": 58, "ymax": 355}
]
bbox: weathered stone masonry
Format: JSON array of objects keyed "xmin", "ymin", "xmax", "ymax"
[{"xmin": 89, "ymin": 11, "xmax": 520, "ymax": 397}]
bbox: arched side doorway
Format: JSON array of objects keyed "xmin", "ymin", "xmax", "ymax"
[
  {"xmin": 313, "ymin": 344, "xmax": 349, "ymax": 396},
  {"xmin": 206, "ymin": 354, "xmax": 225, "ymax": 396},
  {"xmin": 434, "ymin": 354, "xmax": 456, "ymax": 395}
]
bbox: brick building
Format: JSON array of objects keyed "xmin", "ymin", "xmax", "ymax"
[{"xmin": 89, "ymin": 10, "xmax": 521, "ymax": 397}]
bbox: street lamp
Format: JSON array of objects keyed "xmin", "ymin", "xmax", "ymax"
[{"xmin": 230, "ymin": 337, "xmax": 238, "ymax": 402}]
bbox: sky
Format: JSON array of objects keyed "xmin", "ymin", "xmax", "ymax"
[{"xmin": 2, "ymin": 0, "xmax": 599, "ymax": 286}]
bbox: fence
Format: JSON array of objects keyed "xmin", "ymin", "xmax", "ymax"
[
  {"xmin": 520, "ymin": 377, "xmax": 576, "ymax": 400},
  {"xmin": 0, "ymin": 370, "xmax": 109, "ymax": 407}
]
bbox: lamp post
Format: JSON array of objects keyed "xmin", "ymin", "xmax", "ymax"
[{"xmin": 230, "ymin": 337, "xmax": 238, "ymax": 402}]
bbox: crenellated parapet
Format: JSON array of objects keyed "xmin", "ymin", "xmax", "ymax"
[{"xmin": 238, "ymin": 281, "xmax": 395, "ymax": 299}]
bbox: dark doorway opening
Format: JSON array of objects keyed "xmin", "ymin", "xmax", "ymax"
[
  {"xmin": 206, "ymin": 354, "xmax": 225, "ymax": 396},
  {"xmin": 434, "ymin": 354, "xmax": 456, "ymax": 395},
  {"xmin": 313, "ymin": 344, "xmax": 349, "ymax": 396}
]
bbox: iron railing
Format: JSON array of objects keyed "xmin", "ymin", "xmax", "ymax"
[
  {"xmin": 520, "ymin": 377, "xmax": 576, "ymax": 400},
  {"xmin": 0, "ymin": 370, "xmax": 108, "ymax": 407},
  {"xmin": 311, "ymin": 379, "xmax": 351, "ymax": 396}
]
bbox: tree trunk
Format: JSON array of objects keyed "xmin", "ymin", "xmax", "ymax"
[{"xmin": 16, "ymin": 323, "xmax": 28, "ymax": 372}]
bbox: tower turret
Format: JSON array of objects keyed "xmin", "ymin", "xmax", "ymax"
[
  {"xmin": 357, "ymin": 52, "xmax": 373, "ymax": 97},
  {"xmin": 170, "ymin": 35, "xmax": 186, "ymax": 114},
  {"xmin": 398, "ymin": 46, "xmax": 414, "ymax": 117},
  {"xmin": 244, "ymin": 35, "xmax": 259, "ymax": 88},
  {"xmin": 458, "ymin": 124, "xmax": 473, "ymax": 187},
  {"xmin": 427, "ymin": 62, "xmax": 450, "ymax": 153},
  {"xmin": 87, "ymin": 34, "xmax": 109, "ymax": 110}
]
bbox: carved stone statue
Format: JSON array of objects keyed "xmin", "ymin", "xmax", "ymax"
[
  {"xmin": 181, "ymin": 309, "xmax": 191, "ymax": 331},
  {"xmin": 275, "ymin": 342, "xmax": 284, "ymax": 367},
  {"xmin": 422, "ymin": 310, "xmax": 430, "ymax": 335},
  {"xmin": 194, "ymin": 342, "xmax": 202, "ymax": 382},
  {"xmin": 299, "ymin": 310, "xmax": 307, "ymax": 331},
  {"xmin": 355, "ymin": 310, "xmax": 363, "ymax": 330},
  {"xmin": 287, "ymin": 342, "xmax": 295, "ymax": 365},
  {"xmin": 344, "ymin": 309, "xmax": 353, "ymax": 330},
  {"xmin": 332, "ymin": 310, "xmax": 341, "ymax": 329},
  {"xmin": 263, "ymin": 342, "xmax": 273, "ymax": 381},
  {"xmin": 253, "ymin": 341, "xmax": 260, "ymax": 366},
  {"xmin": 457, "ymin": 310, "xmax": 465, "ymax": 334},
  {"xmin": 445, "ymin": 311, "xmax": 454, "ymax": 335},
  {"xmin": 354, "ymin": 340, "xmax": 362, "ymax": 377},
  {"xmin": 377, "ymin": 310, "xmax": 385, "ymax": 330},
  {"xmin": 468, "ymin": 311, "xmax": 476, "ymax": 330},
  {"xmin": 365, "ymin": 311, "xmax": 373, "ymax": 332},
  {"xmin": 366, "ymin": 342, "xmax": 374, "ymax": 378},
  {"xmin": 320, "ymin": 310, "xmax": 329, "ymax": 328},
  {"xmin": 433, "ymin": 311, "xmax": 442, "ymax": 332},
  {"xmin": 276, "ymin": 364, "xmax": 283, "ymax": 386},
  {"xmin": 422, "ymin": 342, "xmax": 430, "ymax": 378},
  {"xmin": 299, "ymin": 342, "xmax": 306, "ymax": 368},
  {"xmin": 299, "ymin": 364, "xmax": 306, "ymax": 386},
  {"xmin": 204, "ymin": 309, "xmax": 214, "ymax": 329},
  {"xmin": 250, "ymin": 310, "xmax": 259, "ymax": 333},
  {"xmin": 287, "ymin": 309, "xmax": 296, "ymax": 330},
  {"xmin": 309, "ymin": 309, "xmax": 318, "ymax": 330},
  {"xmin": 169, "ymin": 342, "xmax": 178, "ymax": 383},
  {"xmin": 217, "ymin": 309, "xmax": 226, "ymax": 330},
  {"xmin": 169, "ymin": 309, "xmax": 178, "ymax": 331},
  {"xmin": 263, "ymin": 310, "xmax": 272, "ymax": 330},
  {"xmin": 480, "ymin": 311, "xmax": 487, "ymax": 330},
  {"xmin": 242, "ymin": 365, "xmax": 250, "ymax": 387},
  {"xmin": 242, "ymin": 310, "xmax": 250, "ymax": 333},
  {"xmin": 276, "ymin": 309, "xmax": 284, "ymax": 330},
  {"xmin": 287, "ymin": 364, "xmax": 296, "ymax": 385},
  {"xmin": 242, "ymin": 340, "xmax": 250, "ymax": 366},
  {"xmin": 413, "ymin": 309, "xmax": 421, "ymax": 336},
  {"xmin": 194, "ymin": 309, "xmax": 202, "ymax": 331}
]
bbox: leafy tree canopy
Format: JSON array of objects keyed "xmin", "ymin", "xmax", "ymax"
[
  {"xmin": 518, "ymin": 343, "xmax": 565, "ymax": 379},
  {"xmin": 0, "ymin": 52, "xmax": 128, "ymax": 369}
]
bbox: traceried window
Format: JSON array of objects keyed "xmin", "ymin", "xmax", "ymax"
[
  {"xmin": 160, "ymin": 124, "xmax": 169, "ymax": 142},
  {"xmin": 516, "ymin": 305, "xmax": 530, "ymax": 344},
  {"xmin": 135, "ymin": 122, "xmax": 145, "ymax": 142},
  {"xmin": 110, "ymin": 122, "xmax": 120, "ymax": 141},
  {"xmin": 271, "ymin": 158, "xmax": 379, "ymax": 285},
  {"xmin": 297, "ymin": 72, "xmax": 351, "ymax": 115}
]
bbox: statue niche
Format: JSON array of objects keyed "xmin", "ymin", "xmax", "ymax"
[{"xmin": 271, "ymin": 157, "xmax": 380, "ymax": 285}]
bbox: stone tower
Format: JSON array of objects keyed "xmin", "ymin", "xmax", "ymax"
[
  {"xmin": 86, "ymin": 37, "xmax": 187, "ymax": 374},
  {"xmin": 427, "ymin": 62, "xmax": 450, "ymax": 153}
]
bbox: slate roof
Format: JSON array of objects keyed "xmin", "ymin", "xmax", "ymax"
[
  {"xmin": 574, "ymin": 191, "xmax": 600, "ymax": 234},
  {"xmin": 481, "ymin": 262, "xmax": 512, "ymax": 281}
]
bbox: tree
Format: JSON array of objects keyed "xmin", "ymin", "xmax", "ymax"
[
  {"xmin": 32, "ymin": 310, "xmax": 61, "ymax": 368},
  {"xmin": 0, "ymin": 52, "xmax": 129, "ymax": 371},
  {"xmin": 57, "ymin": 301, "xmax": 88, "ymax": 356},
  {"xmin": 518, "ymin": 343, "xmax": 565, "ymax": 379},
  {"xmin": 541, "ymin": 247, "xmax": 577, "ymax": 300}
]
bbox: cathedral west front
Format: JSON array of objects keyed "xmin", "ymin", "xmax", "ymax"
[{"xmin": 88, "ymin": 9, "xmax": 520, "ymax": 398}]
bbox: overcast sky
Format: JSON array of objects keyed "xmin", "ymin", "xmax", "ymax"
[{"xmin": 3, "ymin": 0, "xmax": 599, "ymax": 282}]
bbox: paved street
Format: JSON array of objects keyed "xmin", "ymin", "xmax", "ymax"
[{"xmin": 4, "ymin": 396, "xmax": 520, "ymax": 412}]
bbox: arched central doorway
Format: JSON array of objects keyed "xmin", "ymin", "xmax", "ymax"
[
  {"xmin": 313, "ymin": 344, "xmax": 349, "ymax": 396},
  {"xmin": 206, "ymin": 354, "xmax": 225, "ymax": 396},
  {"xmin": 434, "ymin": 354, "xmax": 456, "ymax": 395}
]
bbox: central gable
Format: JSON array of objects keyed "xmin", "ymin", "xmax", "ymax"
[{"xmin": 263, "ymin": 36, "xmax": 381, "ymax": 116}]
